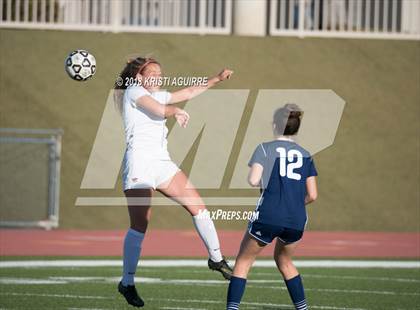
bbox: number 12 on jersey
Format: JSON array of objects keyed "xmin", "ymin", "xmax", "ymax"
[{"xmin": 276, "ymin": 147, "xmax": 303, "ymax": 180}]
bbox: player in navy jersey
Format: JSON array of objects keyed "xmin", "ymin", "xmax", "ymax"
[{"xmin": 226, "ymin": 103, "xmax": 318, "ymax": 310}]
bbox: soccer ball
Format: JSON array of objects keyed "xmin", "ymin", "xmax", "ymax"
[{"xmin": 65, "ymin": 50, "xmax": 96, "ymax": 81}]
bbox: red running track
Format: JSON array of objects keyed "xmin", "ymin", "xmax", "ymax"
[{"xmin": 0, "ymin": 229, "xmax": 419, "ymax": 258}]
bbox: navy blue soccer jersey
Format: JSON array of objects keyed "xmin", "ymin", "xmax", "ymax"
[{"xmin": 248, "ymin": 139, "xmax": 318, "ymax": 230}]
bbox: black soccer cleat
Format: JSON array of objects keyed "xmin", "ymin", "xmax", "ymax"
[
  {"xmin": 118, "ymin": 281, "xmax": 145, "ymax": 307},
  {"xmin": 208, "ymin": 257, "xmax": 233, "ymax": 280}
]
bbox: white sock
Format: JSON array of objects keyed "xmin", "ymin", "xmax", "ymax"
[
  {"xmin": 192, "ymin": 210, "xmax": 223, "ymax": 262},
  {"xmin": 121, "ymin": 228, "xmax": 145, "ymax": 286}
]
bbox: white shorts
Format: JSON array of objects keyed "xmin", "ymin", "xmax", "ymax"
[{"xmin": 122, "ymin": 147, "xmax": 180, "ymax": 191}]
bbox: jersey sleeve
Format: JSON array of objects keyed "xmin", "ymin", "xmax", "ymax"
[
  {"xmin": 248, "ymin": 144, "xmax": 267, "ymax": 167},
  {"xmin": 152, "ymin": 90, "xmax": 172, "ymax": 104},
  {"xmin": 127, "ymin": 86, "xmax": 151, "ymax": 108},
  {"xmin": 308, "ymin": 157, "xmax": 318, "ymax": 177},
  {"xmin": 161, "ymin": 91, "xmax": 172, "ymax": 104}
]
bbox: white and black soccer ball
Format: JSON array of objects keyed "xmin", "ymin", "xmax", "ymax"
[{"xmin": 65, "ymin": 50, "xmax": 96, "ymax": 81}]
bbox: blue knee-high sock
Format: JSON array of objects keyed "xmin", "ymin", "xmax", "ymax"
[
  {"xmin": 121, "ymin": 228, "xmax": 145, "ymax": 286},
  {"xmin": 226, "ymin": 276, "xmax": 247, "ymax": 310},
  {"xmin": 284, "ymin": 274, "xmax": 307, "ymax": 310}
]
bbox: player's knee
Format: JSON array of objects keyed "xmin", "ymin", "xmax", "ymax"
[
  {"xmin": 189, "ymin": 206, "xmax": 207, "ymax": 217},
  {"xmin": 276, "ymin": 257, "xmax": 294, "ymax": 273}
]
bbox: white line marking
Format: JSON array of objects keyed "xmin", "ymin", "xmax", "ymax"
[
  {"xmin": 0, "ymin": 278, "xmax": 67, "ymax": 285},
  {"xmin": 0, "ymin": 292, "xmax": 111, "ymax": 299},
  {"xmin": 136, "ymin": 268, "xmax": 420, "ymax": 283},
  {"xmin": 50, "ymin": 276, "xmax": 121, "ymax": 283},
  {"xmin": 68, "ymin": 308, "xmax": 112, "ymax": 310},
  {"xmin": 160, "ymin": 307, "xmax": 207, "ymax": 310},
  {"xmin": 0, "ymin": 292, "xmax": 367, "ymax": 310},
  {"xmin": 248, "ymin": 271, "xmax": 420, "ymax": 283},
  {"xmin": 243, "ymin": 300, "xmax": 363, "ymax": 310},
  {"xmin": 246, "ymin": 284, "xmax": 420, "ymax": 296},
  {"xmin": 2, "ymin": 276, "xmax": 417, "ymax": 298},
  {"xmin": 149, "ymin": 297, "xmax": 366, "ymax": 310},
  {"xmin": 303, "ymin": 273, "xmax": 420, "ymax": 283},
  {"xmin": 75, "ymin": 196, "xmax": 267, "ymax": 206},
  {"xmin": 0, "ymin": 259, "xmax": 418, "ymax": 268}
]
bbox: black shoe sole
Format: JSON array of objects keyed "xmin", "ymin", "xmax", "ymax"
[
  {"xmin": 208, "ymin": 260, "xmax": 233, "ymax": 280},
  {"xmin": 118, "ymin": 282, "xmax": 145, "ymax": 307}
]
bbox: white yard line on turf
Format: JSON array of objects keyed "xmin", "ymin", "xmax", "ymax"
[
  {"xmin": 0, "ymin": 278, "xmax": 67, "ymax": 284},
  {"xmin": 249, "ymin": 272, "xmax": 420, "ymax": 283},
  {"xmin": 68, "ymin": 308, "xmax": 113, "ymax": 310},
  {"xmin": 160, "ymin": 307, "xmax": 207, "ymax": 310},
  {"xmin": 0, "ymin": 259, "xmax": 419, "ymax": 268},
  {"xmin": 303, "ymin": 273, "xmax": 420, "ymax": 283},
  {"xmin": 0, "ymin": 292, "xmax": 112, "ymax": 299},
  {"xmin": 148, "ymin": 298, "xmax": 367, "ymax": 310},
  {"xmin": 246, "ymin": 285, "xmax": 420, "ymax": 296},
  {"xmin": 0, "ymin": 292, "xmax": 367, "ymax": 310},
  {"xmin": 137, "ymin": 269, "xmax": 420, "ymax": 283},
  {"xmin": 2, "ymin": 276, "xmax": 417, "ymax": 298},
  {"xmin": 0, "ymin": 276, "xmax": 288, "ymax": 285}
]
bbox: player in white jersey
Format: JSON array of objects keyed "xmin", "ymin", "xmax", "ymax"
[{"xmin": 114, "ymin": 56, "xmax": 233, "ymax": 307}]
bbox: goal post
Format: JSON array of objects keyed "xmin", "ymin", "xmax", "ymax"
[{"xmin": 0, "ymin": 128, "xmax": 63, "ymax": 230}]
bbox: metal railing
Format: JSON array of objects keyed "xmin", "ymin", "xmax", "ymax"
[
  {"xmin": 0, "ymin": 128, "xmax": 62, "ymax": 230},
  {"xmin": 1, "ymin": 1, "xmax": 418, "ymax": 39},
  {"xmin": 269, "ymin": 0, "xmax": 420, "ymax": 40},
  {"xmin": 0, "ymin": 0, "xmax": 232, "ymax": 34}
]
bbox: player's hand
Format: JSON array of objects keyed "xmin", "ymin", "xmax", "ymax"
[
  {"xmin": 217, "ymin": 68, "xmax": 234, "ymax": 81},
  {"xmin": 175, "ymin": 109, "xmax": 189, "ymax": 128}
]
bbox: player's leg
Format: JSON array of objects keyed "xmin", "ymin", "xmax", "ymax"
[
  {"xmin": 157, "ymin": 170, "xmax": 232, "ymax": 279},
  {"xmin": 118, "ymin": 188, "xmax": 153, "ymax": 308},
  {"xmin": 227, "ymin": 232, "xmax": 266, "ymax": 310},
  {"xmin": 274, "ymin": 237, "xmax": 307, "ymax": 310},
  {"xmin": 123, "ymin": 188, "xmax": 153, "ymax": 285},
  {"xmin": 157, "ymin": 169, "xmax": 205, "ymax": 216},
  {"xmin": 233, "ymin": 232, "xmax": 266, "ymax": 278},
  {"xmin": 273, "ymin": 239, "xmax": 299, "ymax": 279}
]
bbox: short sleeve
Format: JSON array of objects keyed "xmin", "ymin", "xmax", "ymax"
[
  {"xmin": 248, "ymin": 144, "xmax": 266, "ymax": 167},
  {"xmin": 162, "ymin": 91, "xmax": 172, "ymax": 104},
  {"xmin": 152, "ymin": 90, "xmax": 172, "ymax": 104},
  {"xmin": 127, "ymin": 86, "xmax": 151, "ymax": 107},
  {"xmin": 308, "ymin": 157, "xmax": 318, "ymax": 177}
]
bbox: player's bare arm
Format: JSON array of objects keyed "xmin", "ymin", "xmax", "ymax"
[
  {"xmin": 248, "ymin": 163, "xmax": 264, "ymax": 187},
  {"xmin": 169, "ymin": 68, "xmax": 233, "ymax": 104},
  {"xmin": 135, "ymin": 95, "xmax": 190, "ymax": 128},
  {"xmin": 304, "ymin": 176, "xmax": 318, "ymax": 204}
]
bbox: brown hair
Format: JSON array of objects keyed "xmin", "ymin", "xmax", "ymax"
[
  {"xmin": 114, "ymin": 57, "xmax": 160, "ymax": 113},
  {"xmin": 273, "ymin": 103, "xmax": 303, "ymax": 136}
]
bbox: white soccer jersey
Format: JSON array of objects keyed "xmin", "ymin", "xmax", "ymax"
[
  {"xmin": 122, "ymin": 85, "xmax": 180, "ymax": 191},
  {"xmin": 122, "ymin": 85, "xmax": 172, "ymax": 158}
]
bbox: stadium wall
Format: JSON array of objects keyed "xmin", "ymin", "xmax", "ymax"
[{"xmin": 0, "ymin": 29, "xmax": 418, "ymax": 231}]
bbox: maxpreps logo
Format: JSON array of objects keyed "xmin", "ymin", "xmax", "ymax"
[
  {"xmin": 75, "ymin": 89, "xmax": 345, "ymax": 207},
  {"xmin": 196, "ymin": 209, "xmax": 260, "ymax": 221}
]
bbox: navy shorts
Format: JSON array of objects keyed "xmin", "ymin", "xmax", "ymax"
[{"xmin": 248, "ymin": 221, "xmax": 303, "ymax": 245}]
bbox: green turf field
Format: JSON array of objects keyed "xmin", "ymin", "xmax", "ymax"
[
  {"xmin": 0, "ymin": 259, "xmax": 419, "ymax": 310},
  {"xmin": 0, "ymin": 29, "xmax": 419, "ymax": 231}
]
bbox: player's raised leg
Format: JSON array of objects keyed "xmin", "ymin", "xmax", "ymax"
[
  {"xmin": 274, "ymin": 239, "xmax": 307, "ymax": 310},
  {"xmin": 118, "ymin": 188, "xmax": 153, "ymax": 308},
  {"xmin": 157, "ymin": 170, "xmax": 233, "ymax": 279},
  {"xmin": 226, "ymin": 232, "xmax": 265, "ymax": 310}
]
